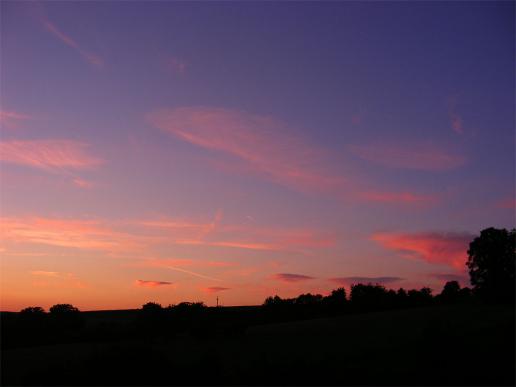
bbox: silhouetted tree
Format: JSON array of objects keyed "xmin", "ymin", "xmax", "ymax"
[
  {"xmin": 20, "ymin": 306, "xmax": 46, "ymax": 316},
  {"xmin": 439, "ymin": 281, "xmax": 461, "ymax": 303},
  {"xmin": 49, "ymin": 303, "xmax": 82, "ymax": 330},
  {"xmin": 350, "ymin": 283, "xmax": 390, "ymax": 310},
  {"xmin": 458, "ymin": 286, "xmax": 472, "ymax": 300},
  {"xmin": 49, "ymin": 304, "xmax": 80, "ymax": 314},
  {"xmin": 323, "ymin": 287, "xmax": 347, "ymax": 313},
  {"xmin": 295, "ymin": 293, "xmax": 323, "ymax": 306},
  {"xmin": 17, "ymin": 306, "xmax": 48, "ymax": 340},
  {"xmin": 467, "ymin": 227, "xmax": 515, "ymax": 303},
  {"xmin": 141, "ymin": 302, "xmax": 163, "ymax": 312},
  {"xmin": 407, "ymin": 287, "xmax": 433, "ymax": 307},
  {"xmin": 328, "ymin": 288, "xmax": 347, "ymax": 303}
]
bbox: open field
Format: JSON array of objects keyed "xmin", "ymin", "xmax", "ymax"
[{"xmin": 1, "ymin": 304, "xmax": 514, "ymax": 385}]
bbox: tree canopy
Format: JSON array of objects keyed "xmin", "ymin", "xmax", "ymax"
[{"xmin": 467, "ymin": 227, "xmax": 515, "ymax": 302}]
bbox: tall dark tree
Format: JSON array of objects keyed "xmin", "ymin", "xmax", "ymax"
[
  {"xmin": 466, "ymin": 228, "xmax": 515, "ymax": 302},
  {"xmin": 439, "ymin": 281, "xmax": 461, "ymax": 303}
]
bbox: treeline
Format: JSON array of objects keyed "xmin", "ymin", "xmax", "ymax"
[
  {"xmin": 1, "ymin": 280, "xmax": 476, "ymax": 349},
  {"xmin": 263, "ymin": 280, "xmax": 473, "ymax": 317}
]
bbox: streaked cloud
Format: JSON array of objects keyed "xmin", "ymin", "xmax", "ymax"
[
  {"xmin": 30, "ymin": 271, "xmax": 60, "ymax": 277},
  {"xmin": 0, "ymin": 110, "xmax": 31, "ymax": 129},
  {"xmin": 0, "ymin": 140, "xmax": 102, "ymax": 172},
  {"xmin": 72, "ymin": 178, "xmax": 94, "ymax": 189},
  {"xmin": 135, "ymin": 258, "xmax": 235, "ymax": 269},
  {"xmin": 204, "ymin": 286, "xmax": 230, "ymax": 293},
  {"xmin": 0, "ymin": 217, "xmax": 141, "ymax": 252},
  {"xmin": 135, "ymin": 280, "xmax": 173, "ymax": 287},
  {"xmin": 447, "ymin": 96, "xmax": 464, "ymax": 134},
  {"xmin": 147, "ymin": 107, "xmax": 343, "ymax": 193},
  {"xmin": 43, "ymin": 20, "xmax": 104, "ymax": 67},
  {"xmin": 360, "ymin": 190, "xmax": 438, "ymax": 206},
  {"xmin": 166, "ymin": 56, "xmax": 187, "ymax": 74},
  {"xmin": 349, "ymin": 143, "xmax": 466, "ymax": 171},
  {"xmin": 495, "ymin": 197, "xmax": 516, "ymax": 209},
  {"xmin": 30, "ymin": 271, "xmax": 85, "ymax": 288},
  {"xmin": 147, "ymin": 107, "xmax": 440, "ymax": 208},
  {"xmin": 139, "ymin": 215, "xmax": 335, "ymax": 253},
  {"xmin": 429, "ymin": 273, "xmax": 469, "ymax": 284},
  {"xmin": 163, "ymin": 266, "xmax": 222, "ymax": 282},
  {"xmin": 272, "ymin": 273, "xmax": 315, "ymax": 282},
  {"xmin": 329, "ymin": 276, "xmax": 403, "ymax": 286},
  {"xmin": 372, "ymin": 231, "xmax": 473, "ymax": 270}
]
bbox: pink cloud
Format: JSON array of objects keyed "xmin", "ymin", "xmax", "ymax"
[
  {"xmin": 0, "ymin": 217, "xmax": 142, "ymax": 252},
  {"xmin": 429, "ymin": 273, "xmax": 469, "ymax": 285},
  {"xmin": 135, "ymin": 280, "xmax": 173, "ymax": 287},
  {"xmin": 329, "ymin": 276, "xmax": 403, "ymax": 286},
  {"xmin": 203, "ymin": 286, "xmax": 230, "ymax": 293},
  {"xmin": 72, "ymin": 178, "xmax": 93, "ymax": 189},
  {"xmin": 372, "ymin": 231, "xmax": 473, "ymax": 270},
  {"xmin": 137, "ymin": 258, "xmax": 235, "ymax": 269},
  {"xmin": 166, "ymin": 57, "xmax": 187, "ymax": 74},
  {"xmin": 348, "ymin": 143, "xmax": 466, "ymax": 171},
  {"xmin": 351, "ymin": 114, "xmax": 362, "ymax": 125},
  {"xmin": 147, "ymin": 107, "xmax": 442, "ymax": 208},
  {"xmin": 447, "ymin": 96, "xmax": 464, "ymax": 135},
  {"xmin": 0, "ymin": 140, "xmax": 102, "ymax": 172},
  {"xmin": 30, "ymin": 271, "xmax": 86, "ymax": 288},
  {"xmin": 138, "ymin": 215, "xmax": 336, "ymax": 252},
  {"xmin": 30, "ymin": 271, "xmax": 60, "ymax": 277},
  {"xmin": 272, "ymin": 273, "xmax": 315, "ymax": 282},
  {"xmin": 146, "ymin": 107, "xmax": 343, "ymax": 194},
  {"xmin": 359, "ymin": 190, "xmax": 438, "ymax": 206},
  {"xmin": 495, "ymin": 197, "xmax": 516, "ymax": 209},
  {"xmin": 43, "ymin": 20, "xmax": 104, "ymax": 67},
  {"xmin": 0, "ymin": 111, "xmax": 31, "ymax": 129}
]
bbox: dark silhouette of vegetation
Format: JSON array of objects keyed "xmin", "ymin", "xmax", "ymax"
[
  {"xmin": 467, "ymin": 227, "xmax": 515, "ymax": 303},
  {"xmin": 1, "ymin": 227, "xmax": 514, "ymax": 385},
  {"xmin": 49, "ymin": 303, "xmax": 80, "ymax": 314}
]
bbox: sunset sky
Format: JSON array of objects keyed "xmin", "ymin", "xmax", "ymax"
[{"xmin": 1, "ymin": 1, "xmax": 514, "ymax": 311}]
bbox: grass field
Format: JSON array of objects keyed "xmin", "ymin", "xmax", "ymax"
[{"xmin": 1, "ymin": 304, "xmax": 514, "ymax": 385}]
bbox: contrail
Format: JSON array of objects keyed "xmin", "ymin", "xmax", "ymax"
[{"xmin": 165, "ymin": 266, "xmax": 222, "ymax": 282}]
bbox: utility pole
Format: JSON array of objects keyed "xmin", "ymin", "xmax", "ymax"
[{"xmin": 216, "ymin": 296, "xmax": 219, "ymax": 307}]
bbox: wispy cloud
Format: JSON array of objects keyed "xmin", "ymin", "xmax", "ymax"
[
  {"xmin": 163, "ymin": 266, "xmax": 222, "ymax": 282},
  {"xmin": 0, "ymin": 140, "xmax": 102, "ymax": 173},
  {"xmin": 0, "ymin": 217, "xmax": 141, "ymax": 252},
  {"xmin": 135, "ymin": 280, "xmax": 173, "ymax": 287},
  {"xmin": 272, "ymin": 273, "xmax": 315, "ymax": 282},
  {"xmin": 329, "ymin": 276, "xmax": 403, "ymax": 286},
  {"xmin": 72, "ymin": 178, "xmax": 94, "ymax": 189},
  {"xmin": 43, "ymin": 20, "xmax": 104, "ymax": 67},
  {"xmin": 447, "ymin": 96, "xmax": 464, "ymax": 135},
  {"xmin": 30, "ymin": 271, "xmax": 85, "ymax": 288},
  {"xmin": 349, "ymin": 143, "xmax": 466, "ymax": 171},
  {"xmin": 495, "ymin": 197, "xmax": 516, "ymax": 209},
  {"xmin": 428, "ymin": 273, "xmax": 469, "ymax": 284},
  {"xmin": 138, "ymin": 215, "xmax": 335, "ymax": 253},
  {"xmin": 372, "ymin": 231, "xmax": 473, "ymax": 270},
  {"xmin": 135, "ymin": 258, "xmax": 235, "ymax": 269},
  {"xmin": 0, "ymin": 110, "xmax": 31, "ymax": 129},
  {"xmin": 147, "ymin": 107, "xmax": 440, "ymax": 208},
  {"xmin": 30, "ymin": 271, "xmax": 60, "ymax": 277},
  {"xmin": 359, "ymin": 190, "xmax": 438, "ymax": 206},
  {"xmin": 165, "ymin": 56, "xmax": 187, "ymax": 74},
  {"xmin": 203, "ymin": 286, "xmax": 230, "ymax": 293},
  {"xmin": 147, "ymin": 107, "xmax": 343, "ymax": 194}
]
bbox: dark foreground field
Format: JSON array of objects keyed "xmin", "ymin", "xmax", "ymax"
[{"xmin": 1, "ymin": 303, "xmax": 514, "ymax": 386}]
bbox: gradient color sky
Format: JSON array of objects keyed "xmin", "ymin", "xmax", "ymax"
[{"xmin": 1, "ymin": 1, "xmax": 514, "ymax": 311}]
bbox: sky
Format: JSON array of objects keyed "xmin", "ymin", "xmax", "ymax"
[{"xmin": 0, "ymin": 1, "xmax": 514, "ymax": 311}]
